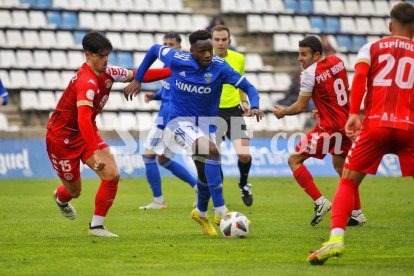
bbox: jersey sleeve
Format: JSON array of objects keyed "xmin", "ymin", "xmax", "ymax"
[
  {"xmin": 299, "ymin": 64, "xmax": 316, "ymax": 96},
  {"xmin": 355, "ymin": 42, "xmax": 373, "ymax": 66},
  {"xmin": 75, "ymin": 76, "xmax": 98, "ymax": 108},
  {"xmin": 105, "ymin": 66, "xmax": 130, "ymax": 82},
  {"xmin": 135, "ymin": 44, "xmax": 176, "ymax": 82}
]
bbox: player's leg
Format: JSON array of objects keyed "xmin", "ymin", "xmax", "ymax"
[
  {"xmin": 308, "ymin": 127, "xmax": 388, "ymax": 264},
  {"xmin": 331, "ymin": 154, "xmax": 366, "ymax": 226},
  {"xmin": 140, "ymin": 150, "xmax": 166, "ymax": 210},
  {"xmin": 190, "ymin": 158, "xmax": 217, "ymax": 236},
  {"xmin": 85, "ymin": 147, "xmax": 120, "ymax": 237},
  {"xmin": 46, "ymin": 135, "xmax": 80, "ymax": 220},
  {"xmin": 232, "ymin": 137, "xmax": 253, "ymax": 206},
  {"xmin": 195, "ymin": 136, "xmax": 228, "ymax": 223},
  {"xmin": 158, "ymin": 154, "xmax": 197, "ymax": 190},
  {"xmin": 140, "ymin": 126, "xmax": 166, "ymax": 209},
  {"xmin": 158, "ymin": 154, "xmax": 198, "ymax": 207},
  {"xmin": 289, "ymin": 153, "xmax": 330, "ymax": 226}
]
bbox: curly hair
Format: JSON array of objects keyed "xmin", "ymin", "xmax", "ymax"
[{"xmin": 189, "ymin": 30, "xmax": 211, "ymax": 45}]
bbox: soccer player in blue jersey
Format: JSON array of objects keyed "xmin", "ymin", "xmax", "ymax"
[
  {"xmin": 0, "ymin": 78, "xmax": 8, "ymax": 106},
  {"xmin": 140, "ymin": 32, "xmax": 198, "ymax": 210},
  {"xmin": 124, "ymin": 30, "xmax": 264, "ymax": 236}
]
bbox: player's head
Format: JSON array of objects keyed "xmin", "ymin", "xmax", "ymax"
[
  {"xmin": 211, "ymin": 25, "xmax": 231, "ymax": 57},
  {"xmin": 163, "ymin": 32, "xmax": 182, "ymax": 50},
  {"xmin": 298, "ymin": 36, "xmax": 323, "ymax": 69},
  {"xmin": 389, "ymin": 2, "xmax": 414, "ymax": 37},
  {"xmin": 82, "ymin": 31, "xmax": 113, "ymax": 74},
  {"xmin": 189, "ymin": 30, "xmax": 213, "ymax": 67}
]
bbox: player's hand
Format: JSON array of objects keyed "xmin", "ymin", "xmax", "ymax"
[
  {"xmin": 273, "ymin": 105, "xmax": 286, "ymax": 119},
  {"xmin": 144, "ymin": 93, "xmax": 154, "ymax": 103},
  {"xmin": 123, "ymin": 79, "xmax": 142, "ymax": 101},
  {"xmin": 248, "ymin": 108, "xmax": 264, "ymax": 122},
  {"xmin": 345, "ymin": 114, "xmax": 362, "ymax": 141},
  {"xmin": 241, "ymin": 100, "xmax": 250, "ymax": 115},
  {"xmin": 92, "ymin": 150, "xmax": 105, "ymax": 171},
  {"xmin": 311, "ymin": 109, "xmax": 319, "ymax": 119}
]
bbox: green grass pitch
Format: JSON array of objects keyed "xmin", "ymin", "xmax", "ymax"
[{"xmin": 0, "ymin": 177, "xmax": 413, "ymax": 275}]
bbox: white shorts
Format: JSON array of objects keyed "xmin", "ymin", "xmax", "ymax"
[
  {"xmin": 164, "ymin": 119, "xmax": 217, "ymax": 157},
  {"xmin": 143, "ymin": 125, "xmax": 175, "ymax": 159}
]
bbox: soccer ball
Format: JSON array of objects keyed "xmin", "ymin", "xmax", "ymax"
[{"xmin": 219, "ymin": 211, "xmax": 250, "ymax": 238}]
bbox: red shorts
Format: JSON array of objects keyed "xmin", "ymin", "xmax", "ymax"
[
  {"xmin": 46, "ymin": 131, "xmax": 108, "ymax": 182},
  {"xmin": 345, "ymin": 127, "xmax": 414, "ymax": 176},
  {"xmin": 295, "ymin": 126, "xmax": 352, "ymax": 159}
]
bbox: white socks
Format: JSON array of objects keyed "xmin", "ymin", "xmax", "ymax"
[{"xmin": 91, "ymin": 215, "xmax": 105, "ymax": 227}]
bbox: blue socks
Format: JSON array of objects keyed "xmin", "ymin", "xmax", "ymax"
[
  {"xmin": 142, "ymin": 155, "xmax": 162, "ymax": 197},
  {"xmin": 204, "ymin": 159, "xmax": 225, "ymax": 207},
  {"xmin": 160, "ymin": 160, "xmax": 197, "ymax": 188},
  {"xmin": 196, "ymin": 180, "xmax": 210, "ymax": 212}
]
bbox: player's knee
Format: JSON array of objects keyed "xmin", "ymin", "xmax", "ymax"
[
  {"xmin": 238, "ymin": 154, "xmax": 251, "ymax": 163},
  {"xmin": 287, "ymin": 155, "xmax": 300, "ymax": 169},
  {"xmin": 157, "ymin": 155, "xmax": 170, "ymax": 164},
  {"xmin": 207, "ymin": 147, "xmax": 220, "ymax": 159},
  {"xmin": 69, "ymin": 189, "xmax": 81, "ymax": 198},
  {"xmin": 334, "ymin": 166, "xmax": 343, "ymax": 176}
]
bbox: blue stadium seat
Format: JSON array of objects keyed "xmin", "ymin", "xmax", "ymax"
[
  {"xmin": 47, "ymin": 11, "xmax": 61, "ymax": 26},
  {"xmin": 73, "ymin": 30, "xmax": 87, "ymax": 45},
  {"xmin": 325, "ymin": 17, "xmax": 340, "ymax": 33},
  {"xmin": 109, "ymin": 53, "xmax": 117, "ymax": 66},
  {"xmin": 36, "ymin": 0, "xmax": 52, "ymax": 8},
  {"xmin": 117, "ymin": 52, "xmax": 134, "ymax": 69},
  {"xmin": 299, "ymin": 0, "xmax": 313, "ymax": 13},
  {"xmin": 21, "ymin": 0, "xmax": 35, "ymax": 6},
  {"xmin": 61, "ymin": 12, "xmax": 78, "ymax": 29},
  {"xmin": 310, "ymin": 16, "xmax": 324, "ymax": 32},
  {"xmin": 352, "ymin": 36, "xmax": 367, "ymax": 52},
  {"xmin": 284, "ymin": 0, "xmax": 299, "ymax": 12},
  {"xmin": 337, "ymin": 35, "xmax": 352, "ymax": 52}
]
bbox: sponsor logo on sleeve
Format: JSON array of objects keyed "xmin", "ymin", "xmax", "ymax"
[
  {"xmin": 86, "ymin": 89, "xmax": 95, "ymax": 100},
  {"xmin": 105, "ymin": 79, "xmax": 112, "ymax": 88}
]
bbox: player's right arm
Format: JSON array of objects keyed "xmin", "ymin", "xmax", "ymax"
[{"xmin": 76, "ymin": 81, "xmax": 105, "ymax": 171}]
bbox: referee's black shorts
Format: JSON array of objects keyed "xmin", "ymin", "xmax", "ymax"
[{"xmin": 217, "ymin": 104, "xmax": 250, "ymax": 141}]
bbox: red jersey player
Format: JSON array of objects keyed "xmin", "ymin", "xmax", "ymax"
[
  {"xmin": 308, "ymin": 2, "xmax": 414, "ymax": 265},
  {"xmin": 274, "ymin": 36, "xmax": 364, "ymax": 227},
  {"xmin": 47, "ymin": 31, "xmax": 169, "ymax": 237}
]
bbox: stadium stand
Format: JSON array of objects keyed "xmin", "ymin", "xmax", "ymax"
[{"xmin": 1, "ymin": 0, "xmax": 408, "ymax": 134}]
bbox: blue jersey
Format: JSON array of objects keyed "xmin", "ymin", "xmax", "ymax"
[
  {"xmin": 0, "ymin": 79, "xmax": 8, "ymax": 106},
  {"xmin": 153, "ymin": 78, "xmax": 171, "ymax": 129},
  {"xmin": 135, "ymin": 44, "xmax": 260, "ymax": 132}
]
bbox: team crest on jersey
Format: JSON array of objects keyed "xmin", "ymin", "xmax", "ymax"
[
  {"xmin": 99, "ymin": 95, "xmax": 109, "ymax": 108},
  {"xmin": 204, "ymin": 73, "xmax": 212, "ymax": 83},
  {"xmin": 162, "ymin": 48, "xmax": 171, "ymax": 56},
  {"xmin": 64, "ymin": 173, "xmax": 73, "ymax": 181},
  {"xmin": 86, "ymin": 89, "xmax": 95, "ymax": 100},
  {"xmin": 105, "ymin": 79, "xmax": 112, "ymax": 88}
]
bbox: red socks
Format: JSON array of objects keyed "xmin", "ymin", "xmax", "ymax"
[
  {"xmin": 56, "ymin": 184, "xmax": 74, "ymax": 203},
  {"xmin": 331, "ymin": 178, "xmax": 358, "ymax": 230},
  {"xmin": 293, "ymin": 165, "xmax": 322, "ymax": 201},
  {"xmin": 94, "ymin": 179, "xmax": 119, "ymax": 217}
]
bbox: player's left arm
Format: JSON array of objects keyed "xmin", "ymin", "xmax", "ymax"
[{"xmin": 0, "ymin": 79, "xmax": 8, "ymax": 106}]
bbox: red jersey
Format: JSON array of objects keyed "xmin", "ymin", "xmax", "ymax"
[
  {"xmin": 356, "ymin": 36, "xmax": 414, "ymax": 131},
  {"xmin": 299, "ymin": 55, "xmax": 349, "ymax": 131},
  {"xmin": 47, "ymin": 63, "xmax": 130, "ymax": 137}
]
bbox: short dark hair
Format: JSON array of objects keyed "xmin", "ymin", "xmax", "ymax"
[
  {"xmin": 210, "ymin": 25, "xmax": 231, "ymax": 38},
  {"xmin": 189, "ymin": 30, "xmax": 211, "ymax": 45},
  {"xmin": 163, "ymin": 32, "xmax": 182, "ymax": 44},
  {"xmin": 390, "ymin": 2, "xmax": 414, "ymax": 25},
  {"xmin": 82, "ymin": 31, "xmax": 113, "ymax": 54},
  {"xmin": 299, "ymin": 35, "xmax": 323, "ymax": 55}
]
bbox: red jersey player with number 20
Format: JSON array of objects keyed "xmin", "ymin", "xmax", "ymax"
[
  {"xmin": 308, "ymin": 1, "xmax": 414, "ymax": 265},
  {"xmin": 47, "ymin": 31, "xmax": 170, "ymax": 237},
  {"xmin": 274, "ymin": 36, "xmax": 364, "ymax": 227}
]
